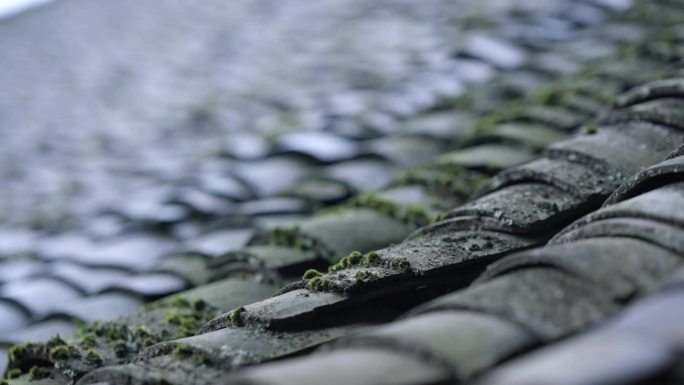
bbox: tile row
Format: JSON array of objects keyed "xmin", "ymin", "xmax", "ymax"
[{"xmin": 13, "ymin": 33, "xmax": 684, "ymax": 385}]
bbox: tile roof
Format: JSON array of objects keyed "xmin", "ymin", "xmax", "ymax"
[{"xmin": 1, "ymin": 0, "xmax": 684, "ymax": 384}]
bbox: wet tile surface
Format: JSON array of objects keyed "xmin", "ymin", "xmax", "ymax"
[{"xmin": 6, "ymin": 1, "xmax": 684, "ymax": 385}]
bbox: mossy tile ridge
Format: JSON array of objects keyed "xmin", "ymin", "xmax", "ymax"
[
  {"xmin": 226, "ymin": 135, "xmax": 684, "ymax": 385},
  {"xmin": 140, "ymin": 75, "xmax": 684, "ymax": 385}
]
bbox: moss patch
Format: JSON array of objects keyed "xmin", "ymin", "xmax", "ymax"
[
  {"xmin": 85, "ymin": 349, "xmax": 103, "ymax": 365},
  {"xmin": 303, "ymin": 269, "xmax": 322, "ymax": 279},
  {"xmin": 228, "ymin": 306, "xmax": 246, "ymax": 327},
  {"xmin": 28, "ymin": 366, "xmax": 50, "ymax": 381},
  {"xmin": 329, "ymin": 251, "xmax": 363, "ymax": 272},
  {"xmin": 585, "ymin": 123, "xmax": 598, "ymax": 135},
  {"xmin": 347, "ymin": 193, "xmax": 434, "ymax": 228},
  {"xmin": 386, "ymin": 258, "xmax": 411, "ymax": 271},
  {"xmin": 306, "ymin": 276, "xmax": 333, "ymax": 291},
  {"xmin": 172, "ymin": 344, "xmax": 194, "ymax": 358},
  {"xmin": 396, "ymin": 166, "xmax": 489, "ymax": 199},
  {"xmin": 5, "ymin": 368, "xmax": 22, "ymax": 379},
  {"xmin": 49, "ymin": 344, "xmax": 79, "ymax": 361},
  {"xmin": 354, "ymin": 270, "xmax": 378, "ymax": 282}
]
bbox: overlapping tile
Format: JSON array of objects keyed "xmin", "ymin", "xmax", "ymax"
[
  {"xmin": 226, "ymin": 107, "xmax": 684, "ymax": 385},
  {"xmin": 2, "ymin": 0, "xmax": 683, "ymax": 383}
]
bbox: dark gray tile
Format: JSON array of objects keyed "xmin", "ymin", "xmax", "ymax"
[
  {"xmin": 104, "ymin": 273, "xmax": 187, "ymax": 298},
  {"xmin": 451, "ymin": 58, "xmax": 496, "ymax": 84},
  {"xmin": 184, "ymin": 228, "xmax": 253, "ymax": 257},
  {"xmin": 324, "ymin": 158, "xmax": 395, "ymax": 191},
  {"xmin": 437, "ymin": 144, "xmax": 535, "ymax": 171},
  {"xmin": 154, "ymin": 253, "xmax": 212, "ymax": 287},
  {"xmin": 277, "ymin": 131, "xmax": 359, "ymax": 163},
  {"xmin": 365, "ymin": 135, "xmax": 446, "ymax": 167},
  {"xmin": 168, "ymin": 187, "xmax": 235, "ymax": 216},
  {"xmin": 480, "ymin": 157, "xmax": 620, "ymax": 202},
  {"xmin": 353, "ymin": 310, "xmax": 536, "ymax": 379},
  {"xmin": 0, "ymin": 229, "xmax": 36, "ymax": 256},
  {"xmin": 412, "ymin": 268, "xmax": 618, "ymax": 340},
  {"xmin": 46, "ymin": 292, "xmax": 143, "ymax": 323},
  {"xmin": 294, "ymin": 208, "xmax": 410, "ymax": 260},
  {"xmin": 198, "ymin": 172, "xmax": 252, "ymax": 201},
  {"xmin": 204, "ymin": 289, "xmax": 347, "ymax": 331},
  {"xmin": 396, "ymin": 111, "xmax": 475, "ymax": 140},
  {"xmin": 480, "ymin": 331, "xmax": 673, "ymax": 385},
  {"xmin": 237, "ymin": 198, "xmax": 310, "ymax": 217},
  {"xmin": 559, "ymin": 3, "xmax": 605, "ymax": 26},
  {"xmin": 74, "ymin": 235, "xmax": 176, "ymax": 271},
  {"xmin": 37, "ymin": 233, "xmax": 95, "ymax": 262},
  {"xmin": 617, "ymin": 78, "xmax": 684, "ymax": 108},
  {"xmin": 0, "ymin": 319, "xmax": 76, "ymax": 345},
  {"xmin": 282, "ymin": 179, "xmax": 350, "ymax": 204},
  {"xmin": 463, "ymin": 35, "xmax": 526, "ymax": 69},
  {"xmin": 450, "ymin": 183, "xmax": 582, "ymax": 233},
  {"xmin": 0, "ymin": 260, "xmax": 45, "ymax": 283},
  {"xmin": 233, "ymin": 156, "xmax": 313, "ymax": 197},
  {"xmin": 49, "ymin": 262, "xmax": 129, "ymax": 294},
  {"xmin": 222, "ymin": 132, "xmax": 270, "ymax": 160},
  {"xmin": 1, "ymin": 277, "xmax": 83, "ymax": 316},
  {"xmin": 229, "ymin": 347, "xmax": 451, "ymax": 385},
  {"xmin": 0, "ymin": 299, "xmax": 29, "ymax": 333}
]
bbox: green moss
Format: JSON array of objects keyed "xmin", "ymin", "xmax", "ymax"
[
  {"xmin": 172, "ymin": 344, "xmax": 194, "ymax": 358},
  {"xmin": 8, "ymin": 343, "xmax": 31, "ymax": 363},
  {"xmin": 258, "ymin": 226, "xmax": 326, "ymax": 256},
  {"xmin": 329, "ymin": 250, "xmax": 387, "ymax": 273},
  {"xmin": 529, "ymin": 82, "xmax": 585, "ymax": 107},
  {"xmin": 169, "ymin": 296, "xmax": 191, "ymax": 308},
  {"xmin": 113, "ymin": 341, "xmax": 128, "ymax": 358},
  {"xmin": 306, "ymin": 276, "xmax": 332, "ymax": 291},
  {"xmin": 28, "ymin": 366, "xmax": 50, "ymax": 381},
  {"xmin": 165, "ymin": 310, "xmax": 184, "ymax": 325},
  {"xmin": 77, "ymin": 320, "xmax": 164, "ymax": 361},
  {"xmin": 1, "ymin": 379, "xmax": 9, "ymax": 385},
  {"xmin": 471, "ymin": 113, "xmax": 503, "ymax": 136},
  {"xmin": 49, "ymin": 345, "xmax": 72, "ymax": 360},
  {"xmin": 134, "ymin": 325, "xmax": 153, "ymax": 338},
  {"xmin": 303, "ymin": 269, "xmax": 322, "ymax": 280},
  {"xmin": 354, "ymin": 270, "xmax": 378, "ymax": 282},
  {"xmin": 450, "ymin": 94, "xmax": 473, "ymax": 109},
  {"xmin": 79, "ymin": 333, "xmax": 97, "ymax": 348},
  {"xmin": 329, "ymin": 250, "xmax": 364, "ymax": 272},
  {"xmin": 350, "ymin": 193, "xmax": 399, "ymax": 219},
  {"xmin": 171, "ymin": 344, "xmax": 212, "ymax": 365},
  {"xmin": 292, "ymin": 237, "xmax": 314, "ymax": 251},
  {"xmin": 362, "ymin": 251, "xmax": 381, "ymax": 265},
  {"xmin": 228, "ymin": 307, "xmax": 246, "ymax": 327},
  {"xmin": 268, "ymin": 227, "xmax": 300, "ymax": 247},
  {"xmin": 585, "ymin": 123, "xmax": 598, "ymax": 135},
  {"xmin": 432, "ymin": 213, "xmax": 449, "ymax": 223},
  {"xmin": 178, "ymin": 318, "xmax": 200, "ymax": 338},
  {"xmin": 6, "ymin": 368, "xmax": 22, "ymax": 379},
  {"xmin": 86, "ymin": 322, "xmax": 128, "ymax": 341},
  {"xmin": 397, "ymin": 165, "xmax": 489, "ymax": 199},
  {"xmin": 47, "ymin": 335, "xmax": 67, "ymax": 348},
  {"xmin": 346, "ymin": 193, "xmax": 433, "ymax": 227},
  {"xmin": 165, "ymin": 310, "xmax": 202, "ymax": 337},
  {"xmin": 403, "ymin": 205, "xmax": 433, "ymax": 227},
  {"xmin": 192, "ymin": 299, "xmax": 207, "ymax": 311},
  {"xmin": 387, "ymin": 258, "xmax": 411, "ymax": 270},
  {"xmin": 306, "ymin": 276, "xmax": 321, "ymax": 290},
  {"xmin": 85, "ymin": 349, "xmax": 103, "ymax": 365}
]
